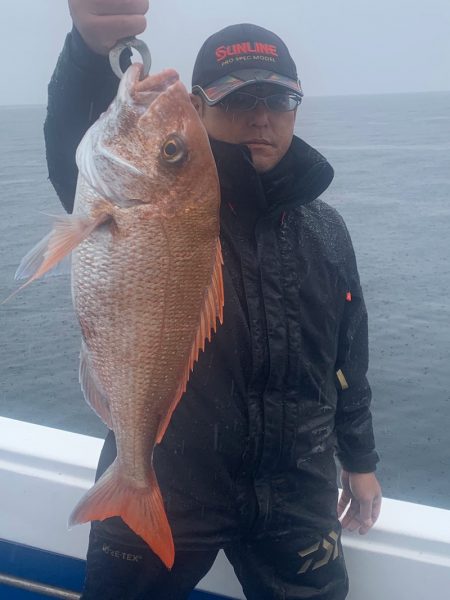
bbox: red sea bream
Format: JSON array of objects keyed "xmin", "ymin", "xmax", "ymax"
[{"xmin": 14, "ymin": 64, "xmax": 223, "ymax": 569}]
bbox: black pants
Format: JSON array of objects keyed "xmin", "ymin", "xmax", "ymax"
[
  {"xmin": 81, "ymin": 432, "xmax": 348, "ymax": 599},
  {"xmin": 82, "ymin": 521, "xmax": 348, "ymax": 600}
]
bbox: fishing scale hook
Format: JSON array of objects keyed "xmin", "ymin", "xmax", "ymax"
[{"xmin": 109, "ymin": 37, "xmax": 152, "ymax": 79}]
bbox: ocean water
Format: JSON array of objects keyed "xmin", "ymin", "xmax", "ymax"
[{"xmin": 0, "ymin": 92, "xmax": 449, "ymax": 510}]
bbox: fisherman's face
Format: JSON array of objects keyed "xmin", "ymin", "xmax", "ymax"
[{"xmin": 192, "ymin": 83, "xmax": 297, "ymax": 173}]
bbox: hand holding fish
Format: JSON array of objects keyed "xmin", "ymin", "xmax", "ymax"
[{"xmin": 69, "ymin": 0, "xmax": 149, "ymax": 55}]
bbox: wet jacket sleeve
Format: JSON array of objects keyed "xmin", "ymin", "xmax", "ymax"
[
  {"xmin": 334, "ymin": 224, "xmax": 380, "ymax": 473},
  {"xmin": 44, "ymin": 28, "xmax": 128, "ymax": 213}
]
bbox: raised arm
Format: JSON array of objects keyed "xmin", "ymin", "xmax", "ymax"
[{"xmin": 44, "ymin": 0, "xmax": 148, "ymax": 212}]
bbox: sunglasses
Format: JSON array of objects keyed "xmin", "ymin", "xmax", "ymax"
[{"xmin": 220, "ymin": 91, "xmax": 302, "ymax": 113}]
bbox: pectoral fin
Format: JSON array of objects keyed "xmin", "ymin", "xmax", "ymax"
[{"xmin": 3, "ymin": 207, "xmax": 112, "ymax": 303}]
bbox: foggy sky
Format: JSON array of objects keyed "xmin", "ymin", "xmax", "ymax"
[{"xmin": 1, "ymin": 0, "xmax": 449, "ymax": 105}]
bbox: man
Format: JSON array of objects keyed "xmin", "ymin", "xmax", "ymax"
[{"xmin": 45, "ymin": 2, "xmax": 382, "ymax": 598}]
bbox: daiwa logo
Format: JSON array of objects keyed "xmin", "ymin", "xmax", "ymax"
[
  {"xmin": 102, "ymin": 544, "xmax": 143, "ymax": 562},
  {"xmin": 215, "ymin": 42, "xmax": 278, "ymax": 62},
  {"xmin": 297, "ymin": 530, "xmax": 340, "ymax": 574}
]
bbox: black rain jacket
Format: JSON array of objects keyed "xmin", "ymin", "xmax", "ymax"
[{"xmin": 43, "ymin": 30, "xmax": 379, "ymax": 545}]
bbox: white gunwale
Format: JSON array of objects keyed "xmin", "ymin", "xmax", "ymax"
[{"xmin": 1, "ymin": 416, "xmax": 449, "ymax": 599}]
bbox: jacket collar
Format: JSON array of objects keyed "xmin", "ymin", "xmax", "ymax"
[{"xmin": 209, "ymin": 136, "xmax": 334, "ymax": 218}]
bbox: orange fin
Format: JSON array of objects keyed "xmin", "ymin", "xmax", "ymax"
[
  {"xmin": 3, "ymin": 210, "xmax": 111, "ymax": 304},
  {"xmin": 69, "ymin": 460, "xmax": 175, "ymax": 569},
  {"xmin": 79, "ymin": 341, "xmax": 113, "ymax": 429},
  {"xmin": 14, "ymin": 233, "xmax": 73, "ymax": 280},
  {"xmin": 156, "ymin": 239, "xmax": 224, "ymax": 444}
]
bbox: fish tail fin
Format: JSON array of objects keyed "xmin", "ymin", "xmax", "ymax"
[{"xmin": 69, "ymin": 460, "xmax": 174, "ymax": 569}]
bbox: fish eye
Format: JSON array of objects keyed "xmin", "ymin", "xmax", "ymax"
[{"xmin": 161, "ymin": 135, "xmax": 186, "ymax": 164}]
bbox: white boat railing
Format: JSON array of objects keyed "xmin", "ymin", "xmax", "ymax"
[{"xmin": 0, "ymin": 416, "xmax": 449, "ymax": 600}]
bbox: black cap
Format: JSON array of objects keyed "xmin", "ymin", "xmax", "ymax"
[{"xmin": 192, "ymin": 23, "xmax": 303, "ymax": 105}]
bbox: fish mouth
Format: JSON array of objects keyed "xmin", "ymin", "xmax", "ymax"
[
  {"xmin": 120, "ymin": 64, "xmax": 181, "ymax": 109},
  {"xmin": 134, "ymin": 68, "xmax": 180, "ymax": 97},
  {"xmin": 132, "ymin": 68, "xmax": 194, "ymax": 132}
]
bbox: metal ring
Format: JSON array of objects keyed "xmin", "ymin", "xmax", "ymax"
[{"xmin": 109, "ymin": 37, "xmax": 152, "ymax": 79}]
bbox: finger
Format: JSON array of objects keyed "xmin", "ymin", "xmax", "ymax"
[
  {"xmin": 343, "ymin": 514, "xmax": 360, "ymax": 531},
  {"xmin": 358, "ymin": 522, "xmax": 372, "ymax": 535},
  {"xmin": 358, "ymin": 499, "xmax": 374, "ymax": 530},
  {"xmin": 83, "ymin": 14, "xmax": 147, "ymax": 53},
  {"xmin": 90, "ymin": 0, "xmax": 149, "ymax": 16},
  {"xmin": 372, "ymin": 494, "xmax": 383, "ymax": 524},
  {"xmin": 89, "ymin": 14, "xmax": 147, "ymax": 37},
  {"xmin": 359, "ymin": 494, "xmax": 383, "ymax": 534},
  {"xmin": 347, "ymin": 517, "xmax": 362, "ymax": 532},
  {"xmin": 342, "ymin": 503, "xmax": 362, "ymax": 532},
  {"xmin": 341, "ymin": 503, "xmax": 359, "ymax": 529},
  {"xmin": 337, "ymin": 490, "xmax": 352, "ymax": 518}
]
